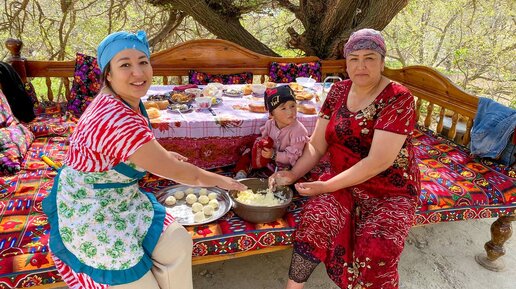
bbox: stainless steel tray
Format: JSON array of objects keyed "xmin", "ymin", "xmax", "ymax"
[{"xmin": 156, "ymin": 185, "xmax": 232, "ymax": 226}]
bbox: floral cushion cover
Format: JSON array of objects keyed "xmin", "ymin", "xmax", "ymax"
[
  {"xmin": 0, "ymin": 123, "xmax": 34, "ymax": 175},
  {"xmin": 67, "ymin": 53, "xmax": 101, "ymax": 117},
  {"xmin": 268, "ymin": 61, "xmax": 322, "ymax": 83},
  {"xmin": 0, "ymin": 90, "xmax": 15, "ymax": 128},
  {"xmin": 188, "ymin": 70, "xmax": 253, "ymax": 85}
]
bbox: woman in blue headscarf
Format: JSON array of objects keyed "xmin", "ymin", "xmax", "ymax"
[{"xmin": 43, "ymin": 31, "xmax": 246, "ymax": 289}]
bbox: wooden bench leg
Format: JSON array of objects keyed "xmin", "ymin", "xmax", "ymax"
[{"xmin": 475, "ymin": 215, "xmax": 516, "ymax": 271}]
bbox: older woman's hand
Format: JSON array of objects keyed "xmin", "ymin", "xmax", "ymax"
[
  {"xmin": 294, "ymin": 181, "xmax": 328, "ymax": 197},
  {"xmin": 269, "ymin": 170, "xmax": 297, "ymax": 189}
]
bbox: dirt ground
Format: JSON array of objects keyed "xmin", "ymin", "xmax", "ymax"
[
  {"xmin": 55, "ymin": 218, "xmax": 515, "ymax": 289},
  {"xmin": 191, "ymin": 218, "xmax": 515, "ymax": 289}
]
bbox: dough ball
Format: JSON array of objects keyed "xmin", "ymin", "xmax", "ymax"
[
  {"xmin": 164, "ymin": 196, "xmax": 176, "ymax": 206},
  {"xmin": 198, "ymin": 188, "xmax": 208, "ymax": 196},
  {"xmin": 208, "ymin": 199, "xmax": 219, "ymax": 209},
  {"xmin": 185, "ymin": 194, "xmax": 197, "ymax": 205},
  {"xmin": 191, "ymin": 202, "xmax": 203, "ymax": 213},
  {"xmin": 203, "ymin": 205, "xmax": 214, "ymax": 216},
  {"xmin": 185, "ymin": 188, "xmax": 195, "ymax": 194},
  {"xmin": 174, "ymin": 190, "xmax": 185, "ymax": 200},
  {"xmin": 208, "ymin": 192, "xmax": 217, "ymax": 200},
  {"xmin": 193, "ymin": 211, "xmax": 205, "ymax": 223},
  {"xmin": 198, "ymin": 195, "xmax": 209, "ymax": 205}
]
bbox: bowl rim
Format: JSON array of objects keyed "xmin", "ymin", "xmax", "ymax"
[{"xmin": 230, "ymin": 178, "xmax": 293, "ymax": 209}]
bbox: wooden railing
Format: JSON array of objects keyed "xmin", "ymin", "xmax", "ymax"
[{"xmin": 5, "ymin": 38, "xmax": 478, "ymax": 145}]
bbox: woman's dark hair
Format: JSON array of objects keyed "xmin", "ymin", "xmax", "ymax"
[{"xmin": 100, "ymin": 63, "xmax": 112, "ymax": 92}]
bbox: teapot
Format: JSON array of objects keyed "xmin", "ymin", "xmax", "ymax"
[{"xmin": 319, "ymin": 76, "xmax": 342, "ymax": 103}]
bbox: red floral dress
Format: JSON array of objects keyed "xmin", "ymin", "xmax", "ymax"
[{"xmin": 292, "ymin": 80, "xmax": 421, "ymax": 289}]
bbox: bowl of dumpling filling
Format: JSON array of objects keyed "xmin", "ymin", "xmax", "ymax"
[{"xmin": 229, "ymin": 178, "xmax": 293, "ymax": 223}]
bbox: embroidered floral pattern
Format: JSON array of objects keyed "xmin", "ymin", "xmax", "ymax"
[
  {"xmin": 67, "ymin": 53, "xmax": 101, "ymax": 117},
  {"xmin": 56, "ymin": 165, "xmax": 153, "ymax": 269},
  {"xmin": 188, "ymin": 70, "xmax": 253, "ymax": 85},
  {"xmin": 268, "ymin": 61, "xmax": 322, "ymax": 83}
]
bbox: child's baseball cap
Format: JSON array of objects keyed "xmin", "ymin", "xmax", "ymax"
[{"xmin": 264, "ymin": 85, "xmax": 296, "ymax": 114}]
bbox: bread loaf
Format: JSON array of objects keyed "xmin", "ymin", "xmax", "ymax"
[
  {"xmin": 298, "ymin": 104, "xmax": 317, "ymax": 114},
  {"xmin": 249, "ymin": 103, "xmax": 267, "ymax": 113}
]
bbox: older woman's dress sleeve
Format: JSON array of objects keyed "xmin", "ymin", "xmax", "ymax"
[
  {"xmin": 374, "ymin": 88, "xmax": 416, "ymax": 135},
  {"xmin": 318, "ymin": 81, "xmax": 350, "ymax": 119}
]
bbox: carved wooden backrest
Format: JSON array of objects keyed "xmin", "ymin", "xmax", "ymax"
[
  {"xmin": 4, "ymin": 38, "xmax": 478, "ymax": 145},
  {"xmin": 384, "ymin": 66, "xmax": 479, "ymax": 145}
]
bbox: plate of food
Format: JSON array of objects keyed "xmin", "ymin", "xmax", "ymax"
[
  {"xmin": 223, "ymin": 88, "xmax": 243, "ymax": 97},
  {"xmin": 156, "ymin": 185, "xmax": 232, "ymax": 226},
  {"xmin": 167, "ymin": 103, "xmax": 193, "ymax": 113},
  {"xmin": 169, "ymin": 92, "xmax": 194, "ymax": 104},
  {"xmin": 147, "ymin": 94, "xmax": 171, "ymax": 101}
]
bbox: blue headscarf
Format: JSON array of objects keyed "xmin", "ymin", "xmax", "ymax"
[{"xmin": 97, "ymin": 30, "xmax": 150, "ymax": 72}]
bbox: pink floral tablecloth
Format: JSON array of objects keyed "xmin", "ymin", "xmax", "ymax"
[{"xmin": 146, "ymin": 85, "xmax": 320, "ymax": 169}]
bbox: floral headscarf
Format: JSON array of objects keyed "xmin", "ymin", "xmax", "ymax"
[{"xmin": 343, "ymin": 28, "xmax": 386, "ymax": 58}]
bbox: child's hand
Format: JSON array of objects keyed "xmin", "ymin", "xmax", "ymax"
[{"xmin": 261, "ymin": 147, "xmax": 274, "ymax": 159}]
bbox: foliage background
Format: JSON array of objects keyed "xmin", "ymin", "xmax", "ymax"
[{"xmin": 0, "ymin": 0, "xmax": 514, "ymax": 106}]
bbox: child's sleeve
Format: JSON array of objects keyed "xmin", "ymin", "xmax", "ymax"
[{"xmin": 275, "ymin": 123, "xmax": 309, "ymax": 167}]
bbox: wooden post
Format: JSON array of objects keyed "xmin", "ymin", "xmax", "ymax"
[
  {"xmin": 4, "ymin": 38, "xmax": 28, "ymax": 83},
  {"xmin": 475, "ymin": 215, "xmax": 516, "ymax": 271}
]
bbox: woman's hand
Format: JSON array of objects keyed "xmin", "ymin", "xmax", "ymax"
[
  {"xmin": 269, "ymin": 170, "xmax": 297, "ymax": 188},
  {"xmin": 294, "ymin": 181, "xmax": 328, "ymax": 197},
  {"xmin": 169, "ymin": 151, "xmax": 188, "ymax": 162},
  {"xmin": 216, "ymin": 176, "xmax": 248, "ymax": 191},
  {"xmin": 261, "ymin": 147, "xmax": 273, "ymax": 159}
]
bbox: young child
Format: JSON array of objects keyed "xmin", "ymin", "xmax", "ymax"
[{"xmin": 234, "ymin": 85, "xmax": 309, "ymax": 179}]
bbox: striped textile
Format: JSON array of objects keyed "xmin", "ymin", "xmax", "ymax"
[{"xmin": 65, "ymin": 93, "xmax": 154, "ymax": 172}]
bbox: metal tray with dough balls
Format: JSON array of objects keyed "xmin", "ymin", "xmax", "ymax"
[{"xmin": 156, "ymin": 185, "xmax": 232, "ymax": 226}]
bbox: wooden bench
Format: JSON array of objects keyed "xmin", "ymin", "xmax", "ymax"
[{"xmin": 2, "ymin": 38, "xmax": 515, "ymax": 288}]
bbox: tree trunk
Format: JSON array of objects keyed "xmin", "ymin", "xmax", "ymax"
[
  {"xmin": 149, "ymin": 0, "xmax": 409, "ymax": 59},
  {"xmin": 149, "ymin": 0, "xmax": 279, "ymax": 56}
]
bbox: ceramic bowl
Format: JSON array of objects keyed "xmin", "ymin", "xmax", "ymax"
[
  {"xmin": 296, "ymin": 77, "xmax": 316, "ymax": 88},
  {"xmin": 196, "ymin": 97, "xmax": 212, "ymax": 109}
]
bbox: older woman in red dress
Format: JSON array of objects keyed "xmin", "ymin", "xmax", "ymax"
[{"xmin": 271, "ymin": 28, "xmax": 421, "ymax": 289}]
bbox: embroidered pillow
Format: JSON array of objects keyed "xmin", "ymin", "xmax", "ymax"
[
  {"xmin": 188, "ymin": 70, "xmax": 253, "ymax": 85},
  {"xmin": 67, "ymin": 53, "xmax": 101, "ymax": 117},
  {"xmin": 27, "ymin": 112, "xmax": 77, "ymax": 138},
  {"xmin": 0, "ymin": 90, "xmax": 15, "ymax": 128},
  {"xmin": 0, "ymin": 123, "xmax": 34, "ymax": 175},
  {"xmin": 268, "ymin": 61, "xmax": 322, "ymax": 83}
]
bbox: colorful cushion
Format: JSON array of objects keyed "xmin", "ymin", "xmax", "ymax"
[
  {"xmin": 268, "ymin": 61, "xmax": 322, "ymax": 83},
  {"xmin": 0, "ymin": 123, "xmax": 34, "ymax": 176},
  {"xmin": 24, "ymin": 82, "xmax": 38, "ymax": 105},
  {"xmin": 0, "ymin": 90, "xmax": 14, "ymax": 128},
  {"xmin": 27, "ymin": 112, "xmax": 77, "ymax": 138},
  {"xmin": 188, "ymin": 70, "xmax": 253, "ymax": 85},
  {"xmin": 67, "ymin": 53, "xmax": 101, "ymax": 117}
]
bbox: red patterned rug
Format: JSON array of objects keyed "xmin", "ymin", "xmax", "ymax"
[{"xmin": 0, "ymin": 126, "xmax": 514, "ymax": 288}]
